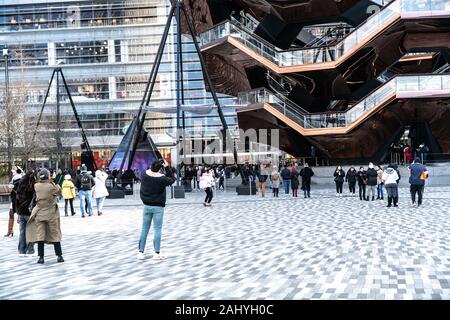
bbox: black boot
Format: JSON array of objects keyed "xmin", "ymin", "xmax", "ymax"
[
  {"xmin": 386, "ymin": 197, "xmax": 392, "ymax": 207},
  {"xmin": 372, "ymin": 196, "xmax": 375, "ymax": 201},
  {"xmin": 65, "ymin": 209, "xmax": 68, "ymax": 217},
  {"xmin": 37, "ymin": 257, "xmax": 44, "ymax": 264},
  {"xmin": 57, "ymin": 255, "xmax": 64, "ymax": 263},
  {"xmin": 393, "ymin": 197, "xmax": 398, "ymax": 207}
]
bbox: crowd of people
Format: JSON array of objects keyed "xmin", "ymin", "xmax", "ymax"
[
  {"xmin": 332, "ymin": 158, "xmax": 428, "ymax": 208},
  {"xmin": 2, "ymin": 155, "xmax": 430, "ymax": 265},
  {"xmin": 3, "ymin": 164, "xmax": 111, "ymax": 264},
  {"xmin": 388, "ymin": 142, "xmax": 430, "ymax": 165}
]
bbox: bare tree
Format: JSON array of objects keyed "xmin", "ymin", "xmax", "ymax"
[{"xmin": 0, "ymin": 86, "xmax": 28, "ymax": 171}]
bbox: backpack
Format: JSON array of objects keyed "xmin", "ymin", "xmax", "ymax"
[{"xmin": 80, "ymin": 174, "xmax": 92, "ymax": 189}]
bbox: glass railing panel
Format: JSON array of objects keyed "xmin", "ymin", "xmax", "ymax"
[
  {"xmin": 402, "ymin": 0, "xmax": 450, "ymax": 13},
  {"xmin": 442, "ymin": 75, "xmax": 450, "ymax": 90},
  {"xmin": 401, "ymin": 0, "xmax": 430, "ymax": 12},
  {"xmin": 418, "ymin": 75, "xmax": 447, "ymax": 91},
  {"xmin": 345, "ymin": 101, "xmax": 364, "ymax": 124},
  {"xmin": 396, "ymin": 76, "xmax": 419, "ymax": 91}
]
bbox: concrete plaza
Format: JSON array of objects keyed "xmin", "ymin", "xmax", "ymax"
[{"xmin": 1, "ymin": 186, "xmax": 450, "ymax": 299}]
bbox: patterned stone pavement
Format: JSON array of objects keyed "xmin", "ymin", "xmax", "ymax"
[{"xmin": 1, "ymin": 186, "xmax": 450, "ymax": 300}]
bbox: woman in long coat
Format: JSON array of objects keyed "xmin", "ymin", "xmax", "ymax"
[
  {"xmin": 291, "ymin": 168, "xmax": 300, "ymax": 197},
  {"xmin": 26, "ymin": 168, "xmax": 64, "ymax": 264}
]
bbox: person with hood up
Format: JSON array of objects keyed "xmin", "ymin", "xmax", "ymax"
[
  {"xmin": 92, "ymin": 169, "xmax": 109, "ymax": 216},
  {"xmin": 382, "ymin": 164, "xmax": 400, "ymax": 207},
  {"xmin": 366, "ymin": 162, "xmax": 378, "ymax": 201},
  {"xmin": 26, "ymin": 168, "xmax": 64, "ymax": 264},
  {"xmin": 4, "ymin": 166, "xmax": 23, "ymax": 237}
]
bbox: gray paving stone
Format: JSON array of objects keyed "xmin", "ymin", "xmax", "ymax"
[{"xmin": 1, "ymin": 186, "xmax": 450, "ymax": 299}]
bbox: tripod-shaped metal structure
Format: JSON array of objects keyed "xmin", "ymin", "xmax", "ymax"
[
  {"xmin": 30, "ymin": 67, "xmax": 96, "ymax": 171},
  {"xmin": 114, "ymin": 0, "xmax": 240, "ymax": 188}
]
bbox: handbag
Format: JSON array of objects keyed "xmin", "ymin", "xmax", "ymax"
[{"xmin": 420, "ymin": 171, "xmax": 428, "ymax": 180}]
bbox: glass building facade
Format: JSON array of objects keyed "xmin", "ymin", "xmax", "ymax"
[{"xmin": 0, "ymin": 0, "xmax": 239, "ymax": 166}]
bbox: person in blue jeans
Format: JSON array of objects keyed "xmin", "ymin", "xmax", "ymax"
[
  {"xmin": 280, "ymin": 166, "xmax": 291, "ymax": 194},
  {"xmin": 137, "ymin": 160, "xmax": 175, "ymax": 261},
  {"xmin": 74, "ymin": 164, "xmax": 95, "ymax": 217}
]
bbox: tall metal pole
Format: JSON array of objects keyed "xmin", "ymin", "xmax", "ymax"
[
  {"xmin": 122, "ymin": 4, "xmax": 176, "ymax": 172},
  {"xmin": 3, "ymin": 48, "xmax": 12, "ymax": 178},
  {"xmin": 59, "ymin": 68, "xmax": 97, "ymax": 171},
  {"xmin": 55, "ymin": 69, "xmax": 63, "ymax": 170},
  {"xmin": 175, "ymin": 1, "xmax": 183, "ymax": 187}
]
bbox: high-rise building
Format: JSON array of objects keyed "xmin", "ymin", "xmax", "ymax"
[{"xmin": 0, "ymin": 0, "xmax": 239, "ymax": 168}]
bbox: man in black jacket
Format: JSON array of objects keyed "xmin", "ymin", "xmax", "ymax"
[
  {"xmin": 357, "ymin": 167, "xmax": 368, "ymax": 201},
  {"xmin": 366, "ymin": 162, "xmax": 378, "ymax": 201},
  {"xmin": 137, "ymin": 160, "xmax": 175, "ymax": 261},
  {"xmin": 74, "ymin": 164, "xmax": 95, "ymax": 217},
  {"xmin": 346, "ymin": 166, "xmax": 357, "ymax": 195},
  {"xmin": 299, "ymin": 163, "xmax": 314, "ymax": 198}
]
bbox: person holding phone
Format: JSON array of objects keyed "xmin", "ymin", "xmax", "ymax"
[{"xmin": 333, "ymin": 166, "xmax": 345, "ymax": 197}]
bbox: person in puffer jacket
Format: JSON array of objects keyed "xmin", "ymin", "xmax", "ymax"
[{"xmin": 382, "ymin": 164, "xmax": 400, "ymax": 208}]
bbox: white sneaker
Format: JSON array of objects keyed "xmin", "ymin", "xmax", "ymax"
[
  {"xmin": 18, "ymin": 253, "xmax": 26, "ymax": 257},
  {"xmin": 152, "ymin": 252, "xmax": 166, "ymax": 260},
  {"xmin": 137, "ymin": 252, "xmax": 145, "ymax": 260},
  {"xmin": 336, "ymin": 193, "xmax": 339, "ymax": 197}
]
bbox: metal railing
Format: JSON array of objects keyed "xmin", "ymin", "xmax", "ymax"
[
  {"xmin": 238, "ymin": 74, "xmax": 450, "ymax": 129},
  {"xmin": 304, "ymin": 24, "xmax": 354, "ymax": 48},
  {"xmin": 237, "ymin": 88, "xmax": 313, "ymax": 128},
  {"xmin": 200, "ymin": 0, "xmax": 449, "ymax": 67}
]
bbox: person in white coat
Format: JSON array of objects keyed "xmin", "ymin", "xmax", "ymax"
[
  {"xmin": 382, "ymin": 164, "xmax": 400, "ymax": 208},
  {"xmin": 92, "ymin": 170, "xmax": 109, "ymax": 216},
  {"xmin": 199, "ymin": 168, "xmax": 215, "ymax": 206}
]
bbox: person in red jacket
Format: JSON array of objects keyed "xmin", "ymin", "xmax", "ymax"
[{"xmin": 404, "ymin": 145, "xmax": 413, "ymax": 164}]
